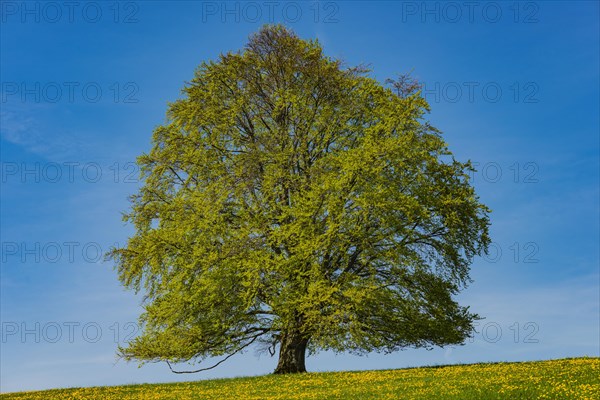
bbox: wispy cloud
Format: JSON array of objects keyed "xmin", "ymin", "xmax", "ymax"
[{"xmin": 1, "ymin": 105, "xmax": 93, "ymax": 162}]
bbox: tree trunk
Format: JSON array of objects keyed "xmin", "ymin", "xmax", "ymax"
[{"xmin": 273, "ymin": 329, "xmax": 308, "ymax": 374}]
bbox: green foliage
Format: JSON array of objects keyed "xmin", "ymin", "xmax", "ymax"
[{"xmin": 107, "ymin": 24, "xmax": 490, "ymax": 370}]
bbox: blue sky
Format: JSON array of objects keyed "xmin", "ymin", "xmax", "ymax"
[{"xmin": 1, "ymin": 0, "xmax": 598, "ymax": 393}]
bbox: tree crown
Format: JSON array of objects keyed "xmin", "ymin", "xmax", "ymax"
[{"xmin": 109, "ymin": 25, "xmax": 490, "ymax": 372}]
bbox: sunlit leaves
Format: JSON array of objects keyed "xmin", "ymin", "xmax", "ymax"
[{"xmin": 107, "ymin": 25, "xmax": 490, "ymax": 370}]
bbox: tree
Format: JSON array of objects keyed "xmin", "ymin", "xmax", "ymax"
[{"xmin": 108, "ymin": 25, "xmax": 490, "ymax": 375}]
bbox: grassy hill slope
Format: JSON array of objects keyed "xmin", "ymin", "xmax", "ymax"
[{"xmin": 2, "ymin": 357, "xmax": 598, "ymax": 399}]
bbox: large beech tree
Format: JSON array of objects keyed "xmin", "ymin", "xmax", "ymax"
[{"xmin": 108, "ymin": 25, "xmax": 490, "ymax": 374}]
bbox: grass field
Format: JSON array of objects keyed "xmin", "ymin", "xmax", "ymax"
[{"xmin": 2, "ymin": 357, "xmax": 598, "ymax": 399}]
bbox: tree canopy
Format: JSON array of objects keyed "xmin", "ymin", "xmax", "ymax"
[{"xmin": 108, "ymin": 24, "xmax": 491, "ymax": 374}]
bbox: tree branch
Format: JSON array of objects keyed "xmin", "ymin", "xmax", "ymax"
[{"xmin": 165, "ymin": 333, "xmax": 261, "ymax": 374}]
